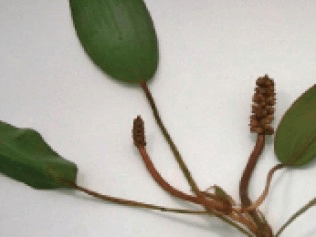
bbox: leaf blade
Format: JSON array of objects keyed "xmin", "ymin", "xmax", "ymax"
[
  {"xmin": 0, "ymin": 120, "xmax": 78, "ymax": 189},
  {"xmin": 274, "ymin": 85, "xmax": 316, "ymax": 166},
  {"xmin": 69, "ymin": 0, "xmax": 159, "ymax": 84}
]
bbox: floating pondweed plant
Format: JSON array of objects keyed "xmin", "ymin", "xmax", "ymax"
[{"xmin": 1, "ymin": 0, "xmax": 316, "ymax": 236}]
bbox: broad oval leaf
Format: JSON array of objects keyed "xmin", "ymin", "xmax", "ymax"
[
  {"xmin": 274, "ymin": 85, "xmax": 316, "ymax": 166},
  {"xmin": 70, "ymin": 0, "xmax": 159, "ymax": 84},
  {"xmin": 0, "ymin": 120, "xmax": 78, "ymax": 189}
]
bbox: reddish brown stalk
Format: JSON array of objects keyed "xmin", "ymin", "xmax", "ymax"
[
  {"xmin": 239, "ymin": 134, "xmax": 265, "ymax": 207},
  {"xmin": 60, "ymin": 164, "xmax": 255, "ymax": 234},
  {"xmin": 245, "ymin": 164, "xmax": 285, "ymax": 212},
  {"xmin": 133, "ymin": 116, "xmax": 259, "ymax": 235},
  {"xmin": 239, "ymin": 134, "xmax": 274, "ymax": 236},
  {"xmin": 137, "ymin": 146, "xmax": 198, "ymax": 204},
  {"xmin": 136, "ymin": 145, "xmax": 258, "ymax": 235},
  {"xmin": 137, "ymin": 145, "xmax": 231, "ymax": 214},
  {"xmin": 60, "ymin": 179, "xmax": 208, "ymax": 215},
  {"xmin": 133, "ymin": 116, "xmax": 224, "ymax": 210}
]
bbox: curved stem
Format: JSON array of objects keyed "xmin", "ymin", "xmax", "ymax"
[
  {"xmin": 136, "ymin": 145, "xmax": 257, "ymax": 235},
  {"xmin": 137, "ymin": 146, "xmax": 228, "ymax": 213},
  {"xmin": 245, "ymin": 164, "xmax": 285, "ymax": 212},
  {"xmin": 239, "ymin": 134, "xmax": 266, "ymax": 207},
  {"xmin": 138, "ymin": 83, "xmax": 260, "ymax": 235},
  {"xmin": 239, "ymin": 134, "xmax": 274, "ymax": 236},
  {"xmin": 139, "ymin": 81, "xmax": 200, "ymax": 194},
  {"xmin": 61, "ymin": 179, "xmax": 208, "ymax": 215}
]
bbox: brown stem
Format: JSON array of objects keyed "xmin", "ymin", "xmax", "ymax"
[
  {"xmin": 60, "ymin": 178, "xmax": 254, "ymax": 236},
  {"xmin": 276, "ymin": 197, "xmax": 316, "ymax": 237},
  {"xmin": 61, "ymin": 179, "xmax": 208, "ymax": 215},
  {"xmin": 231, "ymin": 211, "xmax": 258, "ymax": 235},
  {"xmin": 139, "ymin": 81, "xmax": 200, "ymax": 195},
  {"xmin": 245, "ymin": 164, "xmax": 285, "ymax": 212},
  {"xmin": 136, "ymin": 145, "xmax": 258, "ymax": 235},
  {"xmin": 136, "ymin": 85, "xmax": 259, "ymax": 235},
  {"xmin": 239, "ymin": 134, "xmax": 266, "ymax": 207},
  {"xmin": 137, "ymin": 146, "xmax": 231, "ymax": 213},
  {"xmin": 239, "ymin": 134, "xmax": 274, "ymax": 236}
]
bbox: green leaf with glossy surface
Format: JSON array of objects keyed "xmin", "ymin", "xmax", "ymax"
[
  {"xmin": 70, "ymin": 0, "xmax": 158, "ymax": 84},
  {"xmin": 0, "ymin": 120, "xmax": 78, "ymax": 189},
  {"xmin": 275, "ymin": 85, "xmax": 316, "ymax": 166}
]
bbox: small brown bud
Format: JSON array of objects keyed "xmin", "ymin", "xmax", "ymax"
[{"xmin": 132, "ymin": 116, "xmax": 146, "ymax": 147}]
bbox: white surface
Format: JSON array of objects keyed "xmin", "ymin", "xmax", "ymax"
[{"xmin": 1, "ymin": 1, "xmax": 316, "ymax": 236}]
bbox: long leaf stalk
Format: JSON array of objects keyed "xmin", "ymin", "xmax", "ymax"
[
  {"xmin": 73, "ymin": 180, "xmax": 254, "ymax": 236},
  {"xmin": 139, "ymin": 81, "xmax": 200, "ymax": 195},
  {"xmin": 276, "ymin": 198, "xmax": 316, "ymax": 237},
  {"xmin": 244, "ymin": 164, "xmax": 285, "ymax": 212},
  {"xmin": 61, "ymin": 179, "xmax": 207, "ymax": 215},
  {"xmin": 136, "ymin": 145, "xmax": 231, "ymax": 214}
]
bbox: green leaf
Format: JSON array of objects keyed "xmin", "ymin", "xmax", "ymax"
[
  {"xmin": 69, "ymin": 0, "xmax": 158, "ymax": 84},
  {"xmin": 0, "ymin": 120, "xmax": 78, "ymax": 189},
  {"xmin": 213, "ymin": 185, "xmax": 235, "ymax": 205},
  {"xmin": 274, "ymin": 85, "xmax": 316, "ymax": 166}
]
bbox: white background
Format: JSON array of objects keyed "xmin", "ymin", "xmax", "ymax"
[{"xmin": 1, "ymin": 1, "xmax": 316, "ymax": 236}]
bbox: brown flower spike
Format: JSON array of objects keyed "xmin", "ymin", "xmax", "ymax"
[
  {"xmin": 250, "ymin": 75, "xmax": 275, "ymax": 135},
  {"xmin": 133, "ymin": 115, "xmax": 146, "ymax": 147}
]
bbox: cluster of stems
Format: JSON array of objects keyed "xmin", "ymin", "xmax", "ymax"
[
  {"xmin": 138, "ymin": 78, "xmax": 279, "ymax": 236},
  {"xmin": 61, "ymin": 76, "xmax": 313, "ymax": 236}
]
